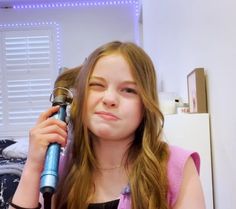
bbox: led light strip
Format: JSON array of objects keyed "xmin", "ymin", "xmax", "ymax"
[
  {"xmin": 0, "ymin": 21, "xmax": 62, "ymax": 69},
  {"xmin": 12, "ymin": 0, "xmax": 140, "ymax": 16}
]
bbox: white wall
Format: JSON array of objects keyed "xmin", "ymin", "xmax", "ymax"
[
  {"xmin": 0, "ymin": 3, "xmax": 137, "ymax": 68},
  {"xmin": 142, "ymin": 0, "xmax": 236, "ymax": 209},
  {"xmin": 164, "ymin": 114, "xmax": 213, "ymax": 209}
]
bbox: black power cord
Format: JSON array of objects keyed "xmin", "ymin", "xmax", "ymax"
[{"xmin": 42, "ymin": 187, "xmax": 54, "ymax": 209}]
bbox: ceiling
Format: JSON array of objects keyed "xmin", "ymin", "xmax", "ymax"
[
  {"xmin": 0, "ymin": 0, "xmax": 117, "ymax": 8},
  {"xmin": 0, "ymin": 0, "xmax": 101, "ymax": 2}
]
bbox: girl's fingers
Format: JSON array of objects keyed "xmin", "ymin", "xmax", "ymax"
[
  {"xmin": 36, "ymin": 133, "xmax": 67, "ymax": 147},
  {"xmin": 38, "ymin": 125, "xmax": 67, "ymax": 141},
  {"xmin": 30, "ymin": 123, "xmax": 67, "ymax": 145},
  {"xmin": 36, "ymin": 106, "xmax": 60, "ymax": 124},
  {"xmin": 37, "ymin": 125, "xmax": 67, "ymax": 146},
  {"xmin": 36, "ymin": 117, "xmax": 67, "ymax": 132}
]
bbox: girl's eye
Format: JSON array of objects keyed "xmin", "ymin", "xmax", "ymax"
[
  {"xmin": 89, "ymin": 82, "xmax": 105, "ymax": 90},
  {"xmin": 89, "ymin": 82, "xmax": 103, "ymax": 87},
  {"xmin": 122, "ymin": 88, "xmax": 137, "ymax": 94}
]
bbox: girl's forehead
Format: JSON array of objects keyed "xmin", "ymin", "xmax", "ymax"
[{"xmin": 91, "ymin": 55, "xmax": 134, "ymax": 77}]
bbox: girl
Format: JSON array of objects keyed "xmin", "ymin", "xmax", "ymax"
[{"xmin": 9, "ymin": 41, "xmax": 205, "ymax": 209}]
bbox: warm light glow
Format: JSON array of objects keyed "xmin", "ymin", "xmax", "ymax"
[{"xmin": 12, "ymin": 0, "xmax": 140, "ymax": 16}]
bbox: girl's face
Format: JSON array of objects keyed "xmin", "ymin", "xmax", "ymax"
[{"xmin": 86, "ymin": 54, "xmax": 143, "ymax": 142}]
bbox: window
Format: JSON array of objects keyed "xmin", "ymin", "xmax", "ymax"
[{"xmin": 0, "ymin": 24, "xmax": 60, "ymax": 137}]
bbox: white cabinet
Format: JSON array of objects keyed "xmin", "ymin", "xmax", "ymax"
[{"xmin": 164, "ymin": 113, "xmax": 214, "ymax": 209}]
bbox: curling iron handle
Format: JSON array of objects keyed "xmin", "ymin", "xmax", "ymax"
[{"xmin": 40, "ymin": 105, "xmax": 66, "ymax": 194}]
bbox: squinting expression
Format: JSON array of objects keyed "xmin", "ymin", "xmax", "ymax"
[{"xmin": 86, "ymin": 54, "xmax": 144, "ymax": 142}]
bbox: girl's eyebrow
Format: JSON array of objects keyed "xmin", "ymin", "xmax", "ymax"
[
  {"xmin": 122, "ymin": 81, "xmax": 137, "ymax": 85},
  {"xmin": 90, "ymin": 76, "xmax": 137, "ymax": 85},
  {"xmin": 89, "ymin": 76, "xmax": 105, "ymax": 81}
]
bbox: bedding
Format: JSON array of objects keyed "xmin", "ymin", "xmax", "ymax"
[{"xmin": 0, "ymin": 138, "xmax": 27, "ymax": 209}]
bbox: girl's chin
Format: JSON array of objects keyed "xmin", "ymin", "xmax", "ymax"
[
  {"xmin": 90, "ymin": 123, "xmax": 116, "ymax": 137},
  {"xmin": 93, "ymin": 129, "xmax": 115, "ymax": 140}
]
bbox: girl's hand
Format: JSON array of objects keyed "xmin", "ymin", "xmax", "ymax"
[{"xmin": 26, "ymin": 106, "xmax": 68, "ymax": 172}]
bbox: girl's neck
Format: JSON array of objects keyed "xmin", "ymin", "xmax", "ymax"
[
  {"xmin": 91, "ymin": 137, "xmax": 132, "ymax": 203},
  {"xmin": 92, "ymin": 136, "xmax": 132, "ymax": 169}
]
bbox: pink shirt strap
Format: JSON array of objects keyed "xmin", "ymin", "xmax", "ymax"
[
  {"xmin": 118, "ymin": 194, "xmax": 131, "ymax": 209},
  {"xmin": 117, "ymin": 185, "xmax": 131, "ymax": 209},
  {"xmin": 167, "ymin": 145, "xmax": 200, "ymax": 207}
]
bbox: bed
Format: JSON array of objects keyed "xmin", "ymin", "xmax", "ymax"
[{"xmin": 0, "ymin": 138, "xmax": 27, "ymax": 209}]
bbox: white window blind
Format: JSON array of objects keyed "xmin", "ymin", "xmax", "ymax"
[{"xmin": 0, "ymin": 28, "xmax": 58, "ymax": 136}]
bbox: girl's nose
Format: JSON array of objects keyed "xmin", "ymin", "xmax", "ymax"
[{"xmin": 102, "ymin": 88, "xmax": 118, "ymax": 108}]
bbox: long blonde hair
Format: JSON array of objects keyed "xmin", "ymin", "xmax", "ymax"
[{"xmin": 55, "ymin": 41, "xmax": 169, "ymax": 209}]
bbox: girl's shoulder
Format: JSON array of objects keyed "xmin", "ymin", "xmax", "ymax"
[{"xmin": 167, "ymin": 145, "xmax": 200, "ymax": 207}]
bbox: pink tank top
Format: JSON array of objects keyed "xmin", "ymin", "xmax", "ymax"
[
  {"xmin": 117, "ymin": 145, "xmax": 200, "ymax": 209},
  {"xmin": 59, "ymin": 145, "xmax": 200, "ymax": 209}
]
